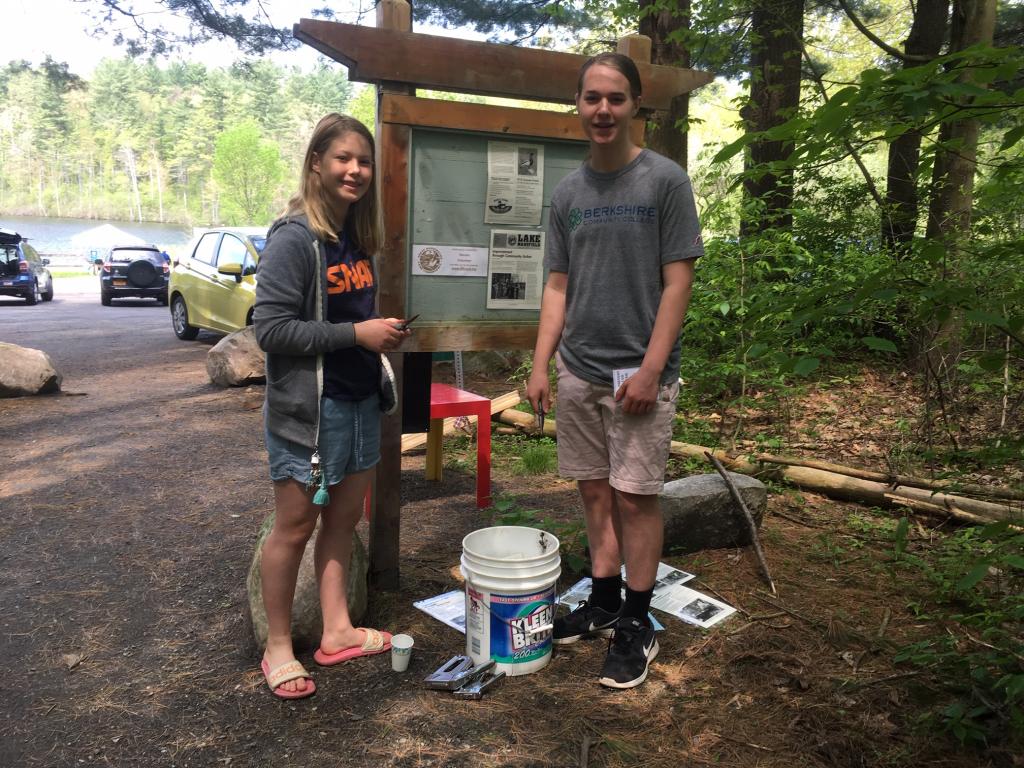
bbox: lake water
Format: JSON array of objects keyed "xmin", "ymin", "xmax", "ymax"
[{"xmin": 0, "ymin": 215, "xmax": 193, "ymax": 254}]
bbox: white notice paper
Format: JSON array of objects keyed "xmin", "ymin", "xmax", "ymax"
[
  {"xmin": 487, "ymin": 229, "xmax": 544, "ymax": 310},
  {"xmin": 612, "ymin": 367, "xmax": 640, "ymax": 392},
  {"xmin": 485, "ymin": 141, "xmax": 545, "ymax": 226},
  {"xmin": 411, "ymin": 244, "xmax": 488, "ymax": 277}
]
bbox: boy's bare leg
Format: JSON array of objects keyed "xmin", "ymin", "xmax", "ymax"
[
  {"xmin": 578, "ymin": 478, "xmax": 624, "ymax": 578},
  {"xmin": 614, "ymin": 491, "xmax": 662, "ymax": 591}
]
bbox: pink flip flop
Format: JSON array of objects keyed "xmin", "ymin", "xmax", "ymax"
[
  {"xmin": 314, "ymin": 628, "xmax": 392, "ymax": 666},
  {"xmin": 261, "ymin": 658, "xmax": 316, "ymax": 700}
]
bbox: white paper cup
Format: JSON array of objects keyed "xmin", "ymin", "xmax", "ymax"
[{"xmin": 391, "ymin": 633, "xmax": 414, "ymax": 672}]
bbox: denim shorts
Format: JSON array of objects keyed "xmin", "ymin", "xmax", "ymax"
[{"xmin": 266, "ymin": 394, "xmax": 381, "ymax": 486}]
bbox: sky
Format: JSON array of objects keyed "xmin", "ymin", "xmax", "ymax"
[{"xmin": 6, "ymin": 0, "xmax": 483, "ymax": 76}]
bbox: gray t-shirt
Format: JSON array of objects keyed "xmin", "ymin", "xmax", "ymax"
[{"xmin": 545, "ymin": 149, "xmax": 703, "ymax": 386}]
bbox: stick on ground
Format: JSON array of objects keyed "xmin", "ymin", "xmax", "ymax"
[{"xmin": 705, "ymin": 451, "xmax": 777, "ymax": 595}]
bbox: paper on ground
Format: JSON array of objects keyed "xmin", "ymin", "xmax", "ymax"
[
  {"xmin": 656, "ymin": 586, "xmax": 735, "ymax": 628},
  {"xmin": 413, "ymin": 590, "xmax": 466, "ymax": 634},
  {"xmin": 561, "ymin": 561, "xmax": 737, "ymax": 630}
]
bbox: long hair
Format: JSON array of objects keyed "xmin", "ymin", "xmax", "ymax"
[
  {"xmin": 576, "ymin": 52, "xmax": 643, "ymax": 101},
  {"xmin": 286, "ymin": 113, "xmax": 382, "ymax": 254}
]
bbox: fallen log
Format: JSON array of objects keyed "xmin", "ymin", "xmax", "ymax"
[
  {"xmin": 882, "ymin": 493, "xmax": 1021, "ymax": 529},
  {"xmin": 752, "ymin": 453, "xmax": 1024, "ymax": 502},
  {"xmin": 492, "ymin": 408, "xmax": 1023, "ymax": 526}
]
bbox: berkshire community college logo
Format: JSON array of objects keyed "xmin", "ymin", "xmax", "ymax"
[
  {"xmin": 417, "ymin": 247, "xmax": 442, "ymax": 273},
  {"xmin": 568, "ymin": 207, "xmax": 583, "ymax": 232}
]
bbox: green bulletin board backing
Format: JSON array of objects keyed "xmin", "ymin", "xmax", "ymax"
[{"xmin": 406, "ymin": 127, "xmax": 588, "ymax": 324}]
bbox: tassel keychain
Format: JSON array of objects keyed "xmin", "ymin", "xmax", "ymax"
[
  {"xmin": 313, "ymin": 474, "xmax": 330, "ymax": 506},
  {"xmin": 309, "ymin": 451, "xmax": 330, "ymax": 506}
]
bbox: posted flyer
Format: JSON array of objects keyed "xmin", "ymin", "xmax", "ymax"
[
  {"xmin": 484, "ymin": 141, "xmax": 545, "ymax": 226},
  {"xmin": 486, "ymin": 229, "xmax": 544, "ymax": 310}
]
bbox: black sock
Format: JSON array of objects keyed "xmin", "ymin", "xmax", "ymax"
[
  {"xmin": 589, "ymin": 574, "xmax": 622, "ymax": 613},
  {"xmin": 622, "ymin": 586, "xmax": 654, "ymax": 624}
]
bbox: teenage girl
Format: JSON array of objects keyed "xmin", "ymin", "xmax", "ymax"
[
  {"xmin": 527, "ymin": 53, "xmax": 702, "ymax": 689},
  {"xmin": 253, "ymin": 114, "xmax": 410, "ymax": 699}
]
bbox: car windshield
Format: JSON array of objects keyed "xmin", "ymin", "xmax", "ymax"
[
  {"xmin": 110, "ymin": 249, "xmax": 159, "ymax": 262},
  {"xmin": 251, "ymin": 237, "xmax": 267, "ymax": 253}
]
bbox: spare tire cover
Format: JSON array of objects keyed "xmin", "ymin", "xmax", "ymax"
[{"xmin": 127, "ymin": 259, "xmax": 158, "ymax": 287}]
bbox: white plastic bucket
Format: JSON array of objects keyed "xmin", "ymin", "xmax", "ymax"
[{"xmin": 461, "ymin": 526, "xmax": 561, "ymax": 676}]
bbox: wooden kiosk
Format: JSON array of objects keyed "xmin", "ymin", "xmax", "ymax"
[{"xmin": 294, "ymin": 1, "xmax": 712, "ymax": 588}]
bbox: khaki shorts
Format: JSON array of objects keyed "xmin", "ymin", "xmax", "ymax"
[{"xmin": 554, "ymin": 356, "xmax": 679, "ymax": 495}]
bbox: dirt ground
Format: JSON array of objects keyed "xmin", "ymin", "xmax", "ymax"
[{"xmin": 0, "ymin": 279, "xmax": 1019, "ymax": 767}]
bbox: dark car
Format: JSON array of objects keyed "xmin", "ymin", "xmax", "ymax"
[
  {"xmin": 0, "ymin": 228, "xmax": 54, "ymax": 305},
  {"xmin": 98, "ymin": 245, "xmax": 170, "ymax": 306}
]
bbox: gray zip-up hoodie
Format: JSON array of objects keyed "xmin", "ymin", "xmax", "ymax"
[{"xmin": 253, "ymin": 215, "xmax": 358, "ymax": 448}]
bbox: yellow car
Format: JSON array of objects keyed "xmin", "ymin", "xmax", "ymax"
[{"xmin": 169, "ymin": 228, "xmax": 266, "ymax": 339}]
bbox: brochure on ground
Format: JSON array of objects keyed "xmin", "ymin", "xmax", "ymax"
[
  {"xmin": 414, "ymin": 561, "xmax": 735, "ymax": 634},
  {"xmin": 414, "ymin": 590, "xmax": 467, "ymax": 634},
  {"xmin": 561, "ymin": 561, "xmax": 736, "ymax": 629}
]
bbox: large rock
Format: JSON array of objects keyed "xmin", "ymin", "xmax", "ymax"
[
  {"xmin": 660, "ymin": 473, "xmax": 768, "ymax": 554},
  {"xmin": 0, "ymin": 342, "xmax": 62, "ymax": 397},
  {"xmin": 246, "ymin": 514, "xmax": 368, "ymax": 652},
  {"xmin": 207, "ymin": 327, "xmax": 265, "ymax": 387}
]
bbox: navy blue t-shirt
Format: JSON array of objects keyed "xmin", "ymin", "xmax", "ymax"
[{"xmin": 323, "ymin": 231, "xmax": 380, "ymax": 400}]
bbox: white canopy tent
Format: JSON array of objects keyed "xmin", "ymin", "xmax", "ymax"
[{"xmin": 70, "ymin": 224, "xmax": 146, "ymax": 257}]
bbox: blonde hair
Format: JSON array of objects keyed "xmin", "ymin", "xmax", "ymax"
[{"xmin": 286, "ymin": 113, "xmax": 382, "ymax": 254}]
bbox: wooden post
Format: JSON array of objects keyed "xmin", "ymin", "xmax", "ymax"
[
  {"xmin": 617, "ymin": 35, "xmax": 652, "ymax": 147},
  {"xmin": 371, "ymin": 0, "xmax": 413, "ymax": 590}
]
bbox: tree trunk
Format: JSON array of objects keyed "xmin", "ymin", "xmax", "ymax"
[
  {"xmin": 639, "ymin": 0, "xmax": 690, "ymax": 170},
  {"xmin": 919, "ymin": 0, "xmax": 997, "ymax": 407},
  {"xmin": 882, "ymin": 0, "xmax": 950, "ymax": 257},
  {"xmin": 740, "ymin": 0, "xmax": 805, "ymax": 237},
  {"xmin": 925, "ymin": 0, "xmax": 997, "ymax": 245}
]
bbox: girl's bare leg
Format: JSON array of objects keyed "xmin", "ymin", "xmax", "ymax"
[
  {"xmin": 260, "ymin": 479, "xmax": 318, "ymax": 694},
  {"xmin": 316, "ymin": 468, "xmax": 374, "ymax": 652}
]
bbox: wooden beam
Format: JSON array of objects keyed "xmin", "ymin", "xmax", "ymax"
[
  {"xmin": 400, "ymin": 323, "xmax": 538, "ymax": 352},
  {"xmin": 368, "ymin": 0, "xmax": 412, "ymax": 592},
  {"xmin": 294, "ymin": 19, "xmax": 714, "ymax": 110},
  {"xmin": 382, "ymin": 94, "xmax": 585, "ymax": 141},
  {"xmin": 381, "ymin": 94, "xmax": 644, "ymax": 147}
]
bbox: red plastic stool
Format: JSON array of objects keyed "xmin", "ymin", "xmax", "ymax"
[{"xmin": 425, "ymin": 383, "xmax": 492, "ymax": 508}]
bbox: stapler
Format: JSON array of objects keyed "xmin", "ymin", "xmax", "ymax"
[
  {"xmin": 423, "ymin": 655, "xmax": 476, "ymax": 690},
  {"xmin": 453, "ymin": 667, "xmax": 506, "ymax": 700}
]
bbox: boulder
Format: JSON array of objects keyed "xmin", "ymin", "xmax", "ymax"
[
  {"xmin": 246, "ymin": 514, "xmax": 368, "ymax": 652},
  {"xmin": 206, "ymin": 327, "xmax": 265, "ymax": 387},
  {"xmin": 660, "ymin": 473, "xmax": 768, "ymax": 555},
  {"xmin": 0, "ymin": 342, "xmax": 62, "ymax": 397}
]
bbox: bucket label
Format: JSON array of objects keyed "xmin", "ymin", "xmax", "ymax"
[
  {"xmin": 466, "ymin": 586, "xmax": 485, "ymax": 656},
  {"xmin": 488, "ymin": 587, "xmax": 554, "ymax": 664}
]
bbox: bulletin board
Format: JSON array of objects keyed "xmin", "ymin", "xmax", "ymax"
[{"xmin": 405, "ymin": 128, "xmax": 588, "ymax": 329}]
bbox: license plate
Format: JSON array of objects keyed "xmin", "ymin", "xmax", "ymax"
[
  {"xmin": 1, "ymin": 280, "xmax": 11, "ymax": 286},
  {"xmin": 113, "ymin": 279, "xmax": 127, "ymax": 286}
]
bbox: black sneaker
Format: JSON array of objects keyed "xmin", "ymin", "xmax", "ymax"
[
  {"xmin": 598, "ymin": 617, "xmax": 659, "ymax": 689},
  {"xmin": 552, "ymin": 600, "xmax": 621, "ymax": 645}
]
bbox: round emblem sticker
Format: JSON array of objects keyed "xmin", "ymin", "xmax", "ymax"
[{"xmin": 418, "ymin": 247, "xmax": 442, "ymax": 273}]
